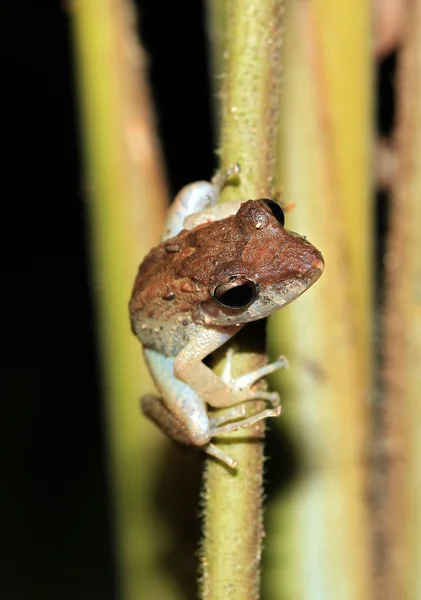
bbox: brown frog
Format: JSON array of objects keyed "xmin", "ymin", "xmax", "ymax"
[{"xmin": 130, "ymin": 165, "xmax": 324, "ymax": 468}]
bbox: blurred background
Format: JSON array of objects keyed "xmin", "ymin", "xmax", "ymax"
[{"xmin": 1, "ymin": 1, "xmax": 395, "ymax": 599}]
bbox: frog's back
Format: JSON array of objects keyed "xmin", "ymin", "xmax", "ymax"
[{"xmin": 129, "ymin": 230, "xmax": 211, "ymax": 357}]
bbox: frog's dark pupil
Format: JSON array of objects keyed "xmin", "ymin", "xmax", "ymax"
[
  {"xmin": 260, "ymin": 199, "xmax": 285, "ymax": 226},
  {"xmin": 217, "ymin": 283, "xmax": 254, "ymax": 308}
]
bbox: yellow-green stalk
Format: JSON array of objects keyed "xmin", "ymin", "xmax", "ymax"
[
  {"xmin": 71, "ymin": 1, "xmax": 177, "ymax": 598},
  {"xmin": 265, "ymin": 2, "xmax": 373, "ymax": 599},
  {"xmin": 202, "ymin": 1, "xmax": 284, "ymax": 599}
]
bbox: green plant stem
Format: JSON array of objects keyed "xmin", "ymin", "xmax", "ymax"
[
  {"xmin": 71, "ymin": 1, "xmax": 174, "ymax": 599},
  {"xmin": 265, "ymin": 2, "xmax": 373, "ymax": 598},
  {"xmin": 202, "ymin": 2, "xmax": 284, "ymax": 599}
]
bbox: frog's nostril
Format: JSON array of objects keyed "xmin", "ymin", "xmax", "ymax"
[{"xmin": 313, "ymin": 258, "xmax": 324, "ymax": 272}]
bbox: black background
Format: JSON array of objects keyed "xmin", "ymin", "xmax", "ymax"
[{"xmin": 0, "ymin": 2, "xmax": 394, "ymax": 599}]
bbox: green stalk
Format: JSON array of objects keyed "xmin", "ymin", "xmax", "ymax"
[
  {"xmin": 382, "ymin": 1, "xmax": 421, "ymax": 597},
  {"xmin": 71, "ymin": 1, "xmax": 176, "ymax": 598},
  {"xmin": 265, "ymin": 2, "xmax": 373, "ymax": 598},
  {"xmin": 202, "ymin": 2, "xmax": 284, "ymax": 599}
]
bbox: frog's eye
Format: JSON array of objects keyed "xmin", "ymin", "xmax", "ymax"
[
  {"xmin": 259, "ymin": 199, "xmax": 285, "ymax": 226},
  {"xmin": 212, "ymin": 277, "xmax": 259, "ymax": 310}
]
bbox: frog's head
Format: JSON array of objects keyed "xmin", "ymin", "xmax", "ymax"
[{"xmin": 194, "ymin": 199, "xmax": 324, "ymax": 327}]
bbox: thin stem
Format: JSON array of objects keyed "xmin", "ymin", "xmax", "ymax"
[{"xmin": 201, "ymin": 2, "xmax": 284, "ymax": 599}]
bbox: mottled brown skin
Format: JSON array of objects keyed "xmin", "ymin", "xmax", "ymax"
[
  {"xmin": 130, "ymin": 200, "xmax": 323, "ymax": 356},
  {"xmin": 129, "ymin": 189, "xmax": 324, "ymax": 466}
]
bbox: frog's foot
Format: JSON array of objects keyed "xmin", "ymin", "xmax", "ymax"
[
  {"xmin": 202, "ymin": 349, "xmax": 287, "ymax": 447},
  {"xmin": 209, "ymin": 402, "xmax": 282, "ymax": 432},
  {"xmin": 203, "ymin": 401, "xmax": 282, "ymax": 470},
  {"xmin": 219, "ymin": 348, "xmax": 288, "ymax": 407},
  {"xmin": 203, "ymin": 443, "xmax": 239, "ymax": 469}
]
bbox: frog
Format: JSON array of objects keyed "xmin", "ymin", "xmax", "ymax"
[{"xmin": 129, "ymin": 164, "xmax": 324, "ymax": 468}]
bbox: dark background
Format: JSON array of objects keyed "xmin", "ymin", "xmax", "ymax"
[{"xmin": 0, "ymin": 2, "xmax": 394, "ymax": 599}]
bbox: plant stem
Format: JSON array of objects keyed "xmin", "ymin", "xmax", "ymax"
[
  {"xmin": 201, "ymin": 2, "xmax": 284, "ymax": 599},
  {"xmin": 266, "ymin": 2, "xmax": 373, "ymax": 598},
  {"xmin": 71, "ymin": 1, "xmax": 172, "ymax": 598}
]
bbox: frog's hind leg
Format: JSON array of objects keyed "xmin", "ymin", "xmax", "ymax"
[
  {"xmin": 141, "ymin": 395, "xmax": 238, "ymax": 469},
  {"xmin": 142, "ymin": 348, "xmax": 242, "ymax": 468},
  {"xmin": 143, "ymin": 349, "xmax": 212, "ymax": 447},
  {"xmin": 141, "ymin": 394, "xmax": 196, "ymax": 446}
]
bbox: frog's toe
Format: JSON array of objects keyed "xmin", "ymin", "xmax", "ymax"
[
  {"xmin": 220, "ymin": 348, "xmax": 235, "ymax": 384},
  {"xmin": 220, "ymin": 351, "xmax": 288, "ymax": 391},
  {"xmin": 244, "ymin": 390, "xmax": 281, "ymax": 407},
  {"xmin": 208, "ymin": 403, "xmax": 282, "ymax": 439},
  {"xmin": 211, "ymin": 162, "xmax": 241, "ymax": 191},
  {"xmin": 233, "ymin": 355, "xmax": 288, "ymax": 391}
]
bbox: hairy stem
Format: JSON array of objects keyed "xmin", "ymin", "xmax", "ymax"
[{"xmin": 201, "ymin": 2, "xmax": 284, "ymax": 599}]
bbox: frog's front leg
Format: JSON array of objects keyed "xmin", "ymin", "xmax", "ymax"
[
  {"xmin": 141, "ymin": 390, "xmax": 239, "ymax": 469},
  {"xmin": 173, "ymin": 329, "xmax": 286, "ymax": 442},
  {"xmin": 173, "ymin": 327, "xmax": 286, "ymax": 410}
]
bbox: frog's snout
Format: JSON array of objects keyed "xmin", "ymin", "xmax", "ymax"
[
  {"xmin": 307, "ymin": 254, "xmax": 324, "ymax": 285},
  {"xmin": 313, "ymin": 257, "xmax": 325, "ymax": 273}
]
